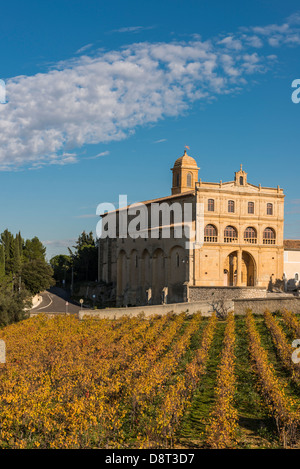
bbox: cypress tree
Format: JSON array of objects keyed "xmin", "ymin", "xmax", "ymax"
[
  {"xmin": 12, "ymin": 236, "xmax": 21, "ymax": 275},
  {"xmin": 0, "ymin": 244, "xmax": 5, "ymax": 278}
]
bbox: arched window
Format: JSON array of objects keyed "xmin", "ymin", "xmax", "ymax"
[
  {"xmin": 263, "ymin": 227, "xmax": 276, "ymax": 244},
  {"xmin": 208, "ymin": 199, "xmax": 215, "ymax": 212},
  {"xmin": 228, "ymin": 200, "xmax": 235, "ymax": 213},
  {"xmin": 224, "ymin": 225, "xmax": 238, "ymax": 242},
  {"xmin": 239, "ymin": 176, "xmax": 244, "ymax": 185},
  {"xmin": 204, "ymin": 224, "xmax": 218, "ymax": 242},
  {"xmin": 176, "ymin": 174, "xmax": 180, "ymax": 187},
  {"xmin": 267, "ymin": 203, "xmax": 273, "ymax": 215},
  {"xmin": 187, "ymin": 172, "xmax": 192, "ymax": 187},
  {"xmin": 248, "ymin": 201, "xmax": 254, "ymax": 214},
  {"xmin": 244, "ymin": 227, "xmax": 257, "ymax": 244}
]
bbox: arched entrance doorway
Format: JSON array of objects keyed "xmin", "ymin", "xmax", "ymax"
[
  {"xmin": 224, "ymin": 251, "xmax": 256, "ymax": 286},
  {"xmin": 224, "ymin": 251, "xmax": 238, "ymax": 286},
  {"xmin": 241, "ymin": 251, "xmax": 255, "ymax": 286}
]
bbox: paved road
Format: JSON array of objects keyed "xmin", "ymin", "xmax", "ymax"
[{"xmin": 31, "ymin": 287, "xmax": 81, "ymax": 315}]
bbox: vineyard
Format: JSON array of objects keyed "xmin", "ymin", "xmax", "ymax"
[{"xmin": 0, "ymin": 310, "xmax": 299, "ymax": 449}]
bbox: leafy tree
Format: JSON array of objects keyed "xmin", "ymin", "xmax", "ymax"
[
  {"xmin": 0, "ymin": 230, "xmax": 54, "ymax": 326},
  {"xmin": 21, "ymin": 259, "xmax": 55, "ymax": 295},
  {"xmin": 0, "ymin": 244, "xmax": 5, "ymax": 279},
  {"xmin": 50, "ymin": 254, "xmax": 72, "ymax": 285},
  {"xmin": 23, "ymin": 237, "xmax": 46, "ymax": 262},
  {"xmin": 69, "ymin": 231, "xmax": 98, "ymax": 282},
  {"xmin": 0, "ymin": 278, "xmax": 30, "ymax": 326},
  {"xmin": 1, "ymin": 229, "xmax": 14, "ymax": 276},
  {"xmin": 1, "ymin": 229, "xmax": 24, "ymax": 277},
  {"xmin": 12, "ymin": 236, "xmax": 22, "ymax": 275}
]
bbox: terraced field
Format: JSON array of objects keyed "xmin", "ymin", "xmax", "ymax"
[{"xmin": 0, "ymin": 310, "xmax": 299, "ymax": 449}]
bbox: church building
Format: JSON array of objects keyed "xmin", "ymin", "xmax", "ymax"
[{"xmin": 98, "ymin": 149, "xmax": 285, "ymax": 306}]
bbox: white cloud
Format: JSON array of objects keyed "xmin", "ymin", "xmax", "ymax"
[
  {"xmin": 243, "ymin": 35, "xmax": 264, "ymax": 48},
  {"xmin": 75, "ymin": 43, "xmax": 94, "ymax": 54},
  {"xmin": 29, "ymin": 153, "xmax": 78, "ymax": 169},
  {"xmin": 43, "ymin": 238, "xmax": 77, "ymax": 259},
  {"xmin": 244, "ymin": 14, "xmax": 300, "ymax": 46},
  {"xmin": 0, "ymin": 14, "xmax": 300, "ymax": 170},
  {"xmin": 217, "ymin": 36, "xmax": 243, "ymax": 50},
  {"xmin": 111, "ymin": 25, "xmax": 155, "ymax": 33},
  {"xmin": 43, "ymin": 238, "xmax": 76, "ymax": 246},
  {"xmin": 85, "ymin": 150, "xmax": 110, "ymax": 159},
  {"xmin": 153, "ymin": 138, "xmax": 167, "ymax": 143}
]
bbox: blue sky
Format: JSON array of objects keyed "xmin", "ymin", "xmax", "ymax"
[{"xmin": 0, "ymin": 0, "xmax": 300, "ymax": 259}]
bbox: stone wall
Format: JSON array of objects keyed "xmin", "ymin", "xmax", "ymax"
[
  {"xmin": 188, "ymin": 286, "xmax": 267, "ymax": 302},
  {"xmin": 234, "ymin": 296, "xmax": 300, "ymax": 315},
  {"xmin": 79, "ymin": 300, "xmax": 219, "ymax": 320},
  {"xmin": 78, "ymin": 295, "xmax": 300, "ymax": 320}
]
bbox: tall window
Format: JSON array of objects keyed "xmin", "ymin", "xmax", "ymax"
[
  {"xmin": 267, "ymin": 203, "xmax": 273, "ymax": 215},
  {"xmin": 263, "ymin": 227, "xmax": 276, "ymax": 244},
  {"xmin": 228, "ymin": 200, "xmax": 235, "ymax": 213},
  {"xmin": 248, "ymin": 201, "xmax": 254, "ymax": 214},
  {"xmin": 208, "ymin": 199, "xmax": 215, "ymax": 212},
  {"xmin": 204, "ymin": 224, "xmax": 218, "ymax": 242},
  {"xmin": 187, "ymin": 173, "xmax": 192, "ymax": 187},
  {"xmin": 224, "ymin": 225, "xmax": 238, "ymax": 243},
  {"xmin": 176, "ymin": 174, "xmax": 180, "ymax": 187},
  {"xmin": 239, "ymin": 176, "xmax": 244, "ymax": 185},
  {"xmin": 244, "ymin": 227, "xmax": 257, "ymax": 244}
]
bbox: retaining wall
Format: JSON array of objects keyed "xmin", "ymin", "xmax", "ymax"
[
  {"xmin": 233, "ymin": 296, "xmax": 300, "ymax": 315},
  {"xmin": 79, "ymin": 296, "xmax": 300, "ymax": 319},
  {"xmin": 78, "ymin": 300, "xmax": 224, "ymax": 320},
  {"xmin": 188, "ymin": 286, "xmax": 267, "ymax": 302}
]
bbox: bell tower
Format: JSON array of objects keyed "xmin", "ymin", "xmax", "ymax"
[
  {"xmin": 171, "ymin": 149, "xmax": 199, "ymax": 195},
  {"xmin": 234, "ymin": 164, "xmax": 247, "ymax": 186}
]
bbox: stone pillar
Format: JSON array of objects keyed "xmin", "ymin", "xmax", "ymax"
[
  {"xmin": 162, "ymin": 286, "xmax": 168, "ymax": 304},
  {"xmin": 146, "ymin": 287, "xmax": 152, "ymax": 305},
  {"xmin": 183, "ymin": 282, "xmax": 189, "ymax": 302},
  {"xmin": 237, "ymin": 249, "xmax": 242, "ymax": 286}
]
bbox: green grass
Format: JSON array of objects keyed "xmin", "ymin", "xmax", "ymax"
[
  {"xmin": 175, "ymin": 314, "xmax": 300, "ymax": 449},
  {"xmin": 177, "ymin": 319, "xmax": 226, "ymax": 447},
  {"xmin": 233, "ymin": 316, "xmax": 279, "ymax": 448},
  {"xmin": 255, "ymin": 314, "xmax": 300, "ymax": 404}
]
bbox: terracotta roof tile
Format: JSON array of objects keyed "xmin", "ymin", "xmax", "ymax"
[{"xmin": 284, "ymin": 239, "xmax": 300, "ymax": 251}]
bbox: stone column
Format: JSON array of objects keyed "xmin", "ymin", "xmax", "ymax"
[
  {"xmin": 146, "ymin": 287, "xmax": 152, "ymax": 305},
  {"xmin": 236, "ymin": 249, "xmax": 242, "ymax": 286}
]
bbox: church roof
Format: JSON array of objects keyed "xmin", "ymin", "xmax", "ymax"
[
  {"xmin": 284, "ymin": 239, "xmax": 300, "ymax": 251},
  {"xmin": 172, "ymin": 149, "xmax": 199, "ymax": 169},
  {"xmin": 100, "ymin": 190, "xmax": 195, "ymax": 217}
]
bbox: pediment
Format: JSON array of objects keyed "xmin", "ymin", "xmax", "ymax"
[{"xmin": 221, "ymin": 181, "xmax": 260, "ymax": 192}]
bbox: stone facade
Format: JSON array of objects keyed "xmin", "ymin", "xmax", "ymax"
[
  {"xmin": 98, "ymin": 149, "xmax": 285, "ymax": 307},
  {"xmin": 283, "ymin": 239, "xmax": 300, "ymax": 291}
]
